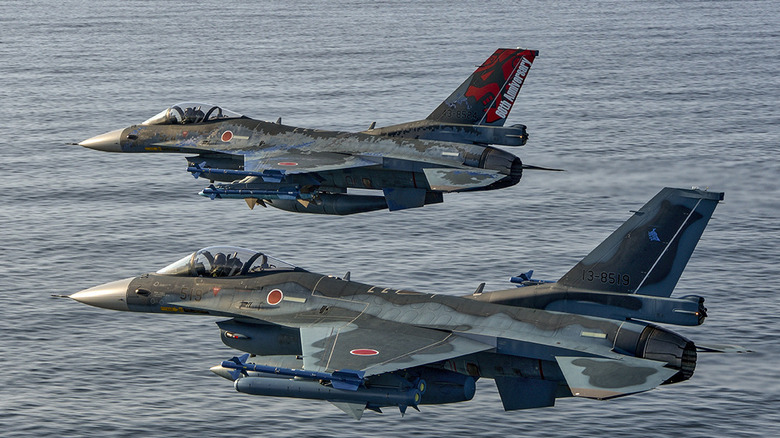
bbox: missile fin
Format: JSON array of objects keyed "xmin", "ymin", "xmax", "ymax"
[
  {"xmin": 330, "ymin": 369, "xmax": 365, "ymax": 391},
  {"xmin": 366, "ymin": 405, "xmax": 382, "ymax": 414},
  {"xmin": 330, "ymin": 401, "xmax": 366, "ymax": 420}
]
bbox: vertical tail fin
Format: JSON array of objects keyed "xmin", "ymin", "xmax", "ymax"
[
  {"xmin": 427, "ymin": 48, "xmax": 538, "ymax": 126},
  {"xmin": 557, "ymin": 188, "xmax": 724, "ymax": 297}
]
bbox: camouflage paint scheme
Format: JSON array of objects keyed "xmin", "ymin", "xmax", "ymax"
[
  {"xmin": 70, "ymin": 188, "xmax": 734, "ymax": 419},
  {"xmin": 76, "ymin": 49, "xmax": 545, "ymax": 215}
]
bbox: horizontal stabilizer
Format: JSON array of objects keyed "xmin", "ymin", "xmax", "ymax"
[
  {"xmin": 423, "ymin": 168, "xmax": 504, "ymax": 192},
  {"xmin": 555, "ymin": 356, "xmax": 677, "ymax": 400}
]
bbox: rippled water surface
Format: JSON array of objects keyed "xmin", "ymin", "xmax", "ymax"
[{"xmin": 2, "ymin": 1, "xmax": 779, "ymax": 436}]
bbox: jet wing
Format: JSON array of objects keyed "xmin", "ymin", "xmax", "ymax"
[
  {"xmin": 169, "ymin": 301, "xmax": 492, "ymax": 376},
  {"xmin": 244, "ymin": 151, "xmax": 381, "ymax": 175},
  {"xmin": 299, "ymin": 318, "xmax": 494, "ymax": 377}
]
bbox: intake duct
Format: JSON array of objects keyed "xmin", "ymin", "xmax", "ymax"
[{"xmin": 217, "ymin": 319, "xmax": 302, "ymax": 356}]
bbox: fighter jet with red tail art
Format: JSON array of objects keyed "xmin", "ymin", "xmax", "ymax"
[
  {"xmin": 77, "ymin": 48, "xmax": 558, "ymax": 215},
  {"xmin": 67, "ymin": 187, "xmax": 744, "ymax": 419}
]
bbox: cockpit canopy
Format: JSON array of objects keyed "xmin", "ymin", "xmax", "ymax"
[
  {"xmin": 156, "ymin": 246, "xmax": 299, "ymax": 277},
  {"xmin": 142, "ymin": 102, "xmax": 243, "ymax": 125}
]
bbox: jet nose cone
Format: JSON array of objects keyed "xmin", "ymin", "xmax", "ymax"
[
  {"xmin": 78, "ymin": 128, "xmax": 124, "ymax": 152},
  {"xmin": 70, "ymin": 277, "xmax": 133, "ymax": 311}
]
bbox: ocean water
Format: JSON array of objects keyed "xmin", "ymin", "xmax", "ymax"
[{"xmin": 1, "ymin": 1, "xmax": 778, "ymax": 436}]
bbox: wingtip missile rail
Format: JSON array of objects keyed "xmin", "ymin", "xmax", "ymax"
[
  {"xmin": 220, "ymin": 354, "xmax": 367, "ymax": 391},
  {"xmin": 187, "ymin": 161, "xmax": 285, "ymax": 183},
  {"xmin": 199, "ymin": 185, "xmax": 311, "ymax": 201}
]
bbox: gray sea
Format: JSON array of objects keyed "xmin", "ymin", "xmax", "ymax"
[{"xmin": 1, "ymin": 0, "xmax": 778, "ymax": 436}]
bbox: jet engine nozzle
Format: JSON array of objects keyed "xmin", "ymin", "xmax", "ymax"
[
  {"xmin": 478, "ymin": 147, "xmax": 523, "ymax": 190},
  {"xmin": 639, "ymin": 326, "xmax": 697, "ymax": 383},
  {"xmin": 615, "ymin": 324, "xmax": 696, "ymax": 384}
]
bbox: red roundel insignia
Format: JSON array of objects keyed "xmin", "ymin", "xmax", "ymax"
[
  {"xmin": 277, "ymin": 162, "xmax": 298, "ymax": 166},
  {"xmin": 221, "ymin": 131, "xmax": 233, "ymax": 142},
  {"xmin": 267, "ymin": 289, "xmax": 283, "ymax": 305},
  {"xmin": 350, "ymin": 349, "xmax": 379, "ymax": 356}
]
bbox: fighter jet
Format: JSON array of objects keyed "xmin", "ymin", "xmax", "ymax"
[
  {"xmin": 76, "ymin": 48, "xmax": 554, "ymax": 215},
  {"xmin": 68, "ymin": 187, "xmax": 734, "ymax": 419}
]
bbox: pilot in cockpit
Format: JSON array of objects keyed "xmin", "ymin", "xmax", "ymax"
[
  {"xmin": 210, "ymin": 253, "xmax": 227, "ymax": 276},
  {"xmin": 182, "ymin": 106, "xmax": 205, "ymax": 124},
  {"xmin": 209, "ymin": 252, "xmax": 243, "ymax": 277}
]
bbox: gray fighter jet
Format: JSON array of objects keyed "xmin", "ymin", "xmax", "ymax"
[
  {"xmin": 69, "ymin": 187, "xmax": 734, "ymax": 419},
  {"xmin": 76, "ymin": 48, "xmax": 555, "ymax": 215}
]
